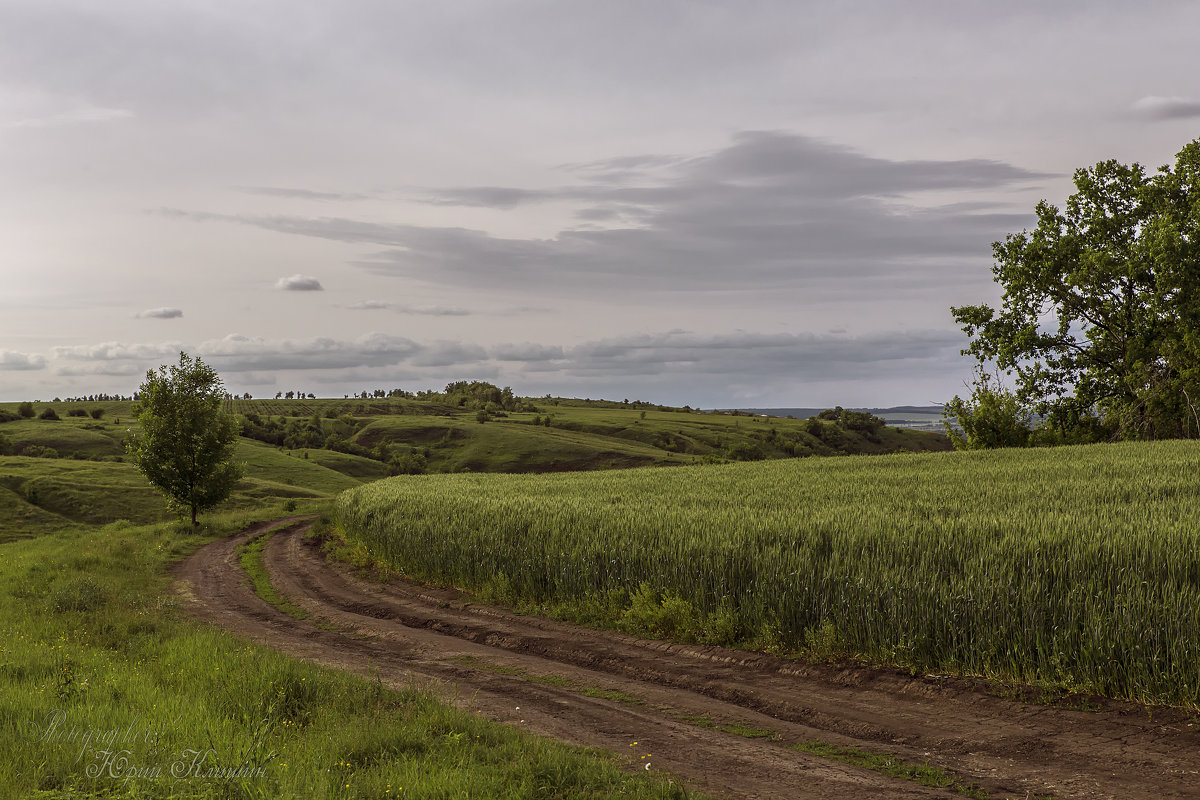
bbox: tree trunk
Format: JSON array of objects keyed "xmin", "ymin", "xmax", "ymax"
[{"xmin": 191, "ymin": 505, "xmax": 198, "ymax": 526}]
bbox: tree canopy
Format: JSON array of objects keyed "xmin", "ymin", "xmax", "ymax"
[
  {"xmin": 950, "ymin": 138, "xmax": 1200, "ymax": 443},
  {"xmin": 126, "ymin": 352, "xmax": 243, "ymax": 524}
]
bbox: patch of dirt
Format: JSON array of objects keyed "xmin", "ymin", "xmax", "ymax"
[{"xmin": 173, "ymin": 520, "xmax": 1200, "ymax": 799}]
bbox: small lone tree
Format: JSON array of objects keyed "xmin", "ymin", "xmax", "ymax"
[{"xmin": 126, "ymin": 352, "xmax": 243, "ymax": 525}]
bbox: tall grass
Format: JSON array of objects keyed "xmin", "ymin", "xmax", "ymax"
[{"xmin": 335, "ymin": 440, "xmax": 1200, "ymax": 707}]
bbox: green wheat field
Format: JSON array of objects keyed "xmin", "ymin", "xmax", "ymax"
[{"xmin": 336, "ymin": 440, "xmax": 1200, "ymax": 707}]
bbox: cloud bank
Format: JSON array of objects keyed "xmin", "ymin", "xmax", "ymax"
[
  {"xmin": 170, "ymin": 131, "xmax": 1045, "ymax": 301},
  {"xmin": 32, "ymin": 327, "xmax": 961, "ymax": 405}
]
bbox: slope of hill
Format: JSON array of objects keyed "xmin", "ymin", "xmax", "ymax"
[{"xmin": 0, "ymin": 396, "xmax": 950, "ymax": 540}]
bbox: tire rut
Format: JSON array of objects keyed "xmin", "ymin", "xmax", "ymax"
[{"xmin": 173, "ymin": 519, "xmax": 1200, "ymax": 800}]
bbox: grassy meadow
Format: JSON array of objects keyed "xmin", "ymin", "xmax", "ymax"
[
  {"xmin": 334, "ymin": 440, "xmax": 1200, "ymax": 708},
  {"xmin": 0, "ymin": 399, "xmax": 713, "ymax": 798}
]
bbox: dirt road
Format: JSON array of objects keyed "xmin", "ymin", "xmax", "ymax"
[{"xmin": 173, "ymin": 519, "xmax": 1200, "ymax": 799}]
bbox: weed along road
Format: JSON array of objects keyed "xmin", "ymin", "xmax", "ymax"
[{"xmin": 175, "ymin": 518, "xmax": 1200, "ymax": 800}]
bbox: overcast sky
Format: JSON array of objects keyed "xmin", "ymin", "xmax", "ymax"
[{"xmin": 3, "ymin": 1, "xmax": 1199, "ymax": 407}]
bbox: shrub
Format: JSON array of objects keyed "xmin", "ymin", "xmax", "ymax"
[
  {"xmin": 39, "ymin": 407, "xmax": 60, "ymax": 420},
  {"xmin": 49, "ymin": 577, "xmax": 107, "ymax": 613},
  {"xmin": 725, "ymin": 442, "xmax": 765, "ymax": 461},
  {"xmin": 942, "ymin": 369, "xmax": 1032, "ymax": 450},
  {"xmin": 90, "ymin": 408, "xmax": 105, "ymax": 419},
  {"xmin": 67, "ymin": 408, "xmax": 88, "ymax": 417},
  {"xmin": 17, "ymin": 401, "xmax": 34, "ymax": 418},
  {"xmin": 20, "ymin": 445, "xmax": 59, "ymax": 458},
  {"xmin": 390, "ymin": 452, "xmax": 428, "ymax": 475}
]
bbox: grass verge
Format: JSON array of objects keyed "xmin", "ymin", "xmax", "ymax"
[
  {"xmin": 448, "ymin": 655, "xmax": 645, "ymax": 706},
  {"xmin": 237, "ymin": 522, "xmax": 312, "ymax": 621},
  {"xmin": 792, "ymin": 741, "xmax": 1009, "ymax": 799},
  {"xmin": 0, "ymin": 508, "xmax": 701, "ymax": 800}
]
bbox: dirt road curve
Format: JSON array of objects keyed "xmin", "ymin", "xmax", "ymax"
[{"xmin": 173, "ymin": 519, "xmax": 1200, "ymax": 800}]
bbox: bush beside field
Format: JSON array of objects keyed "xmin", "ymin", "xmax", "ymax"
[{"xmin": 335, "ymin": 441, "xmax": 1200, "ymax": 707}]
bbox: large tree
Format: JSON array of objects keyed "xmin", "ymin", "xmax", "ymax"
[
  {"xmin": 126, "ymin": 352, "xmax": 243, "ymax": 524},
  {"xmin": 951, "ymin": 139, "xmax": 1200, "ymax": 442}
]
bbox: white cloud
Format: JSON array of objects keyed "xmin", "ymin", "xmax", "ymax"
[
  {"xmin": 135, "ymin": 307, "xmax": 183, "ymax": 319},
  {"xmin": 196, "ymin": 333, "xmax": 421, "ymax": 371},
  {"xmin": 52, "ymin": 342, "xmax": 185, "ymax": 361},
  {"xmin": 275, "ymin": 274, "xmax": 324, "ymax": 291}
]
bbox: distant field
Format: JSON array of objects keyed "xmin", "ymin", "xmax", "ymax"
[
  {"xmin": 336, "ymin": 440, "xmax": 1200, "ymax": 707},
  {"xmin": 736, "ymin": 405, "xmax": 947, "ymax": 432}
]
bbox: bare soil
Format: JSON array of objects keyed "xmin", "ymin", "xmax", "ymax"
[{"xmin": 173, "ymin": 519, "xmax": 1200, "ymax": 799}]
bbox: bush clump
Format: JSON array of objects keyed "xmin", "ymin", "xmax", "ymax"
[{"xmin": 49, "ymin": 577, "xmax": 107, "ymax": 613}]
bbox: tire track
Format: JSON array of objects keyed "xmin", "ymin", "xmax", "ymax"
[{"xmin": 173, "ymin": 519, "xmax": 1200, "ymax": 800}]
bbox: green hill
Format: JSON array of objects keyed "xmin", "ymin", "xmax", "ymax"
[{"xmin": 0, "ymin": 395, "xmax": 950, "ymax": 541}]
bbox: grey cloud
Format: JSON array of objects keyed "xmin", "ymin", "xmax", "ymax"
[
  {"xmin": 563, "ymin": 153, "xmax": 686, "ymax": 173},
  {"xmin": 174, "ymin": 131, "xmax": 1043, "ymax": 296},
  {"xmin": 398, "ymin": 305, "xmax": 471, "ymax": 317},
  {"xmin": 688, "ymin": 131, "xmax": 1047, "ymax": 195},
  {"xmin": 0, "ymin": 350, "xmax": 46, "ymax": 371},
  {"xmin": 240, "ymin": 186, "xmax": 368, "ymax": 201},
  {"xmin": 275, "ymin": 274, "xmax": 324, "ymax": 291},
  {"xmin": 135, "ymin": 307, "xmax": 183, "ymax": 319},
  {"xmin": 490, "ymin": 343, "xmax": 566, "ymax": 362},
  {"xmin": 197, "ymin": 333, "xmax": 420, "ymax": 372},
  {"xmin": 1131, "ymin": 96, "xmax": 1200, "ymax": 120},
  {"xmin": 410, "ymin": 341, "xmax": 488, "ymax": 368},
  {"xmin": 559, "ymin": 153, "xmax": 690, "ymax": 184},
  {"xmin": 423, "ymin": 187, "xmax": 552, "ymax": 209},
  {"xmin": 564, "ymin": 330, "xmax": 964, "ymax": 381},
  {"xmin": 2, "ymin": 105, "xmax": 133, "ymax": 130},
  {"xmin": 37, "ymin": 327, "xmax": 967, "ymax": 405},
  {"xmin": 346, "ymin": 301, "xmax": 471, "ymax": 316},
  {"xmin": 57, "ymin": 363, "xmax": 145, "ymax": 378}
]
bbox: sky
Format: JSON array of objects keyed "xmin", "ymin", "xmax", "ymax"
[{"xmin": 2, "ymin": 1, "xmax": 1199, "ymax": 408}]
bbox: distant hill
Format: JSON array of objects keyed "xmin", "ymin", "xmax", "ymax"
[{"xmin": 727, "ymin": 405, "xmax": 944, "ymax": 419}]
